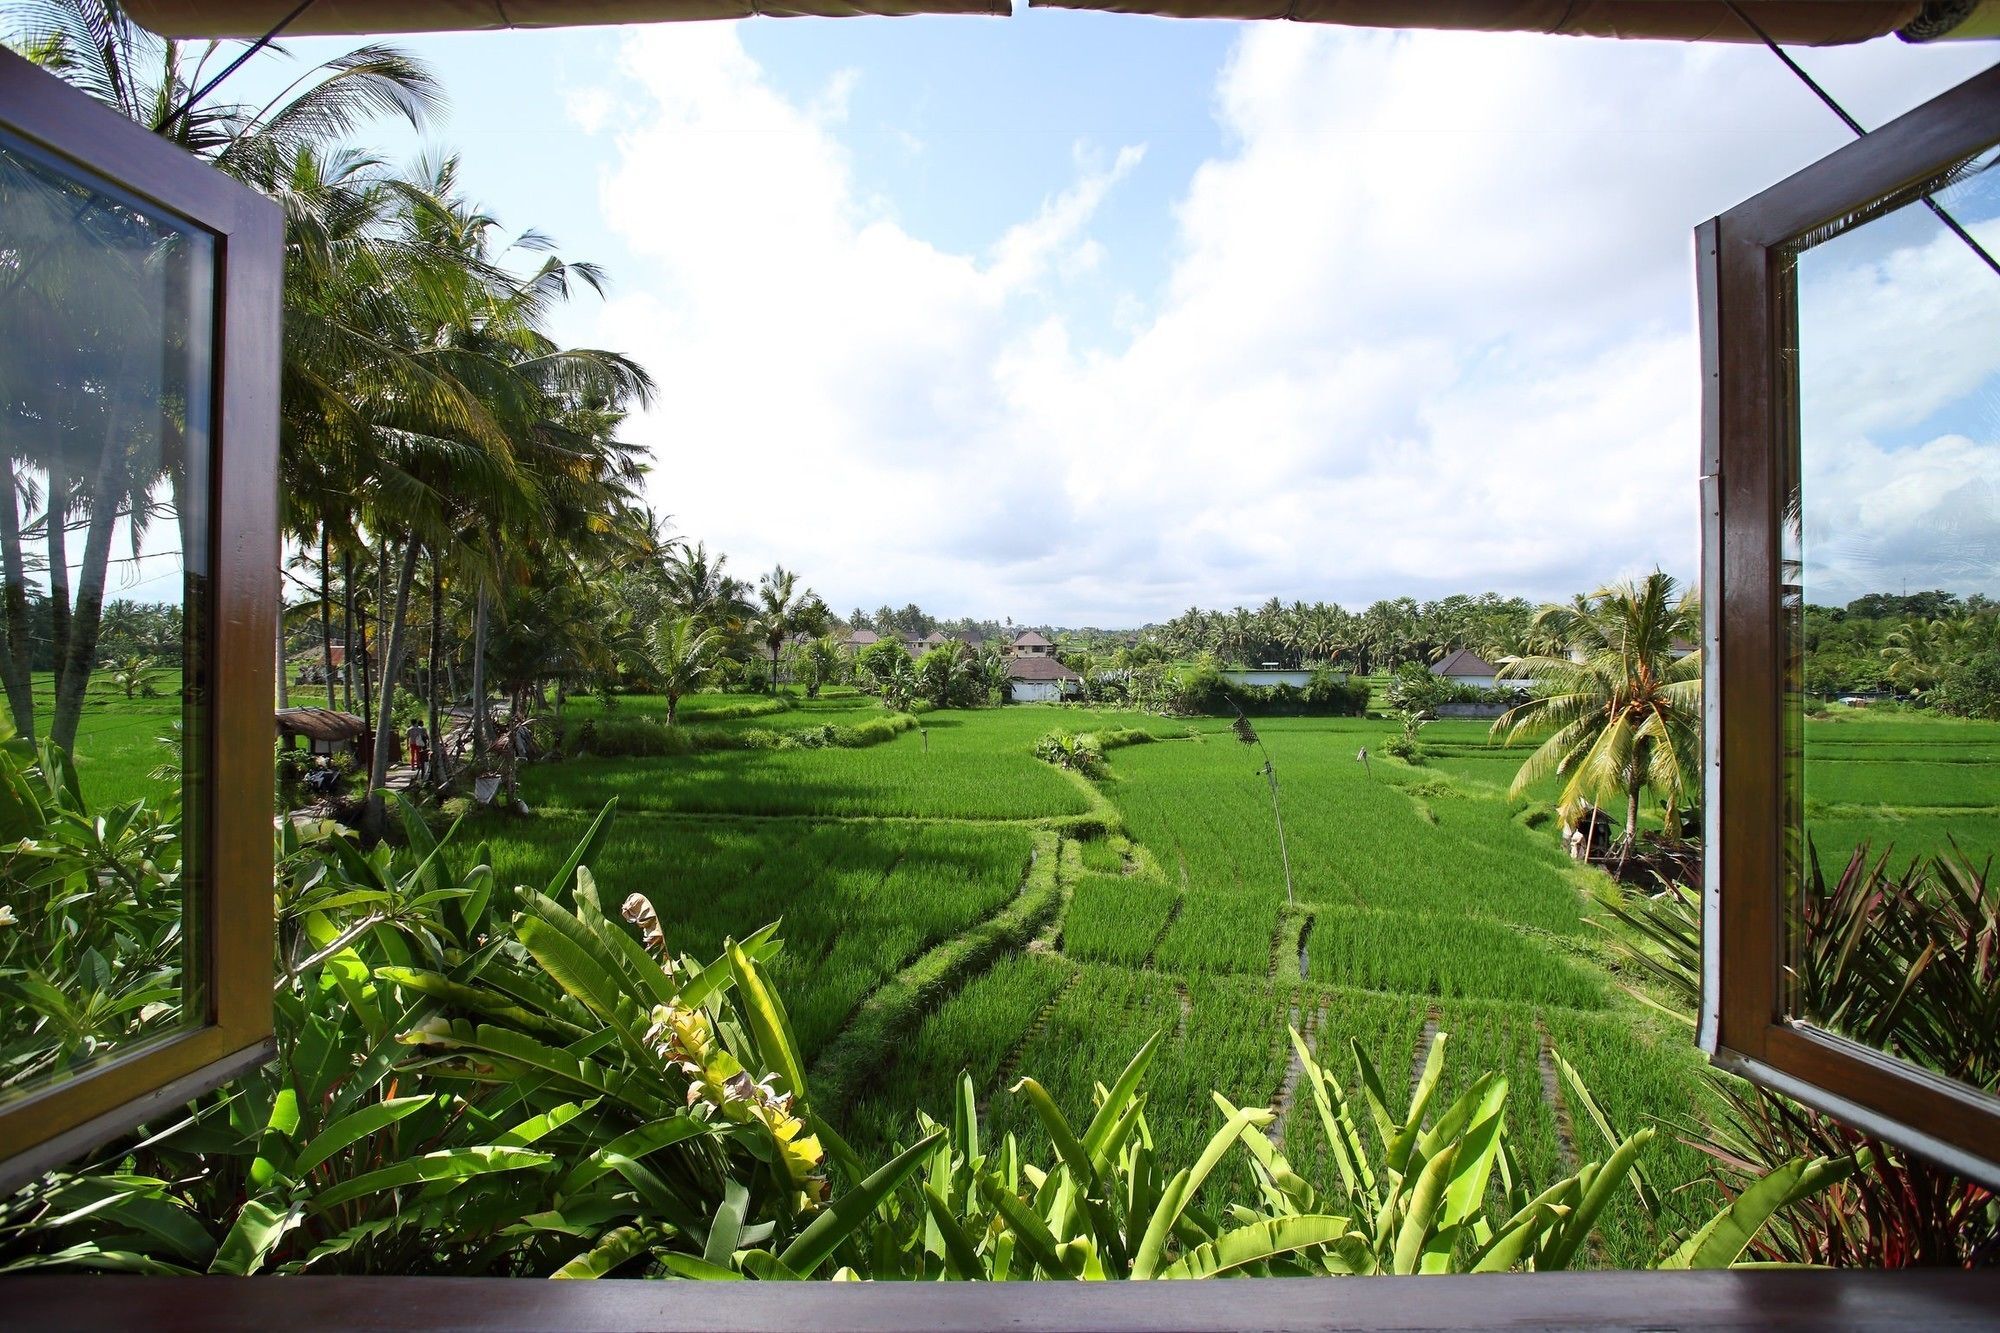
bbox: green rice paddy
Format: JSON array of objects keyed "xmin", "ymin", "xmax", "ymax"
[{"xmin": 37, "ymin": 681, "xmax": 1997, "ymax": 1268}]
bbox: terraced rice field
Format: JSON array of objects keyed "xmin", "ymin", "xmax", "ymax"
[
  {"xmin": 1799, "ymin": 708, "xmax": 2000, "ymax": 871},
  {"xmin": 439, "ymin": 695, "xmax": 1996, "ymax": 1268}
]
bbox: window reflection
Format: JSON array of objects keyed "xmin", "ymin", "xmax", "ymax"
[
  {"xmin": 1783, "ymin": 145, "xmax": 2000, "ymax": 1097},
  {"xmin": 0, "ymin": 129, "xmax": 211, "ymax": 1101}
]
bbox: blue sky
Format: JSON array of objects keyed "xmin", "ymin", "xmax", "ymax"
[{"xmin": 239, "ymin": 15, "xmax": 1995, "ymax": 625}]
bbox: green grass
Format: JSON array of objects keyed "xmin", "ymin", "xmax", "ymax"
[
  {"xmin": 519, "ymin": 744, "xmax": 1090, "ymax": 820},
  {"xmin": 9, "ymin": 671, "xmax": 184, "ymax": 807},
  {"xmin": 478, "ymin": 810, "xmax": 1033, "ymax": 1054},
  {"xmin": 1063, "ymin": 871, "xmax": 1177, "ymax": 966},
  {"xmin": 1303, "ymin": 905, "xmax": 1608, "ymax": 1009},
  {"xmin": 1802, "ymin": 759, "xmax": 2000, "ymax": 810}
]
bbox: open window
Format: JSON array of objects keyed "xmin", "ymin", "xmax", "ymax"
[
  {"xmin": 1699, "ymin": 64, "xmax": 2000, "ymax": 1187},
  {"xmin": 0, "ymin": 47, "xmax": 280, "ymax": 1192}
]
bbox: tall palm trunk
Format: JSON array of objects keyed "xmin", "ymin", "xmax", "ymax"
[
  {"xmin": 427, "ymin": 549, "xmax": 443, "ymax": 784},
  {"xmin": 470, "ymin": 582, "xmax": 490, "ymax": 762},
  {"xmin": 319, "ymin": 530, "xmax": 337, "ymax": 709},
  {"xmin": 341, "ymin": 551, "xmax": 357, "ymax": 713},
  {"xmin": 45, "ymin": 457, "xmax": 69, "ymax": 682},
  {"xmin": 1615, "ymin": 772, "xmax": 1642, "ymax": 879},
  {"xmin": 362, "ymin": 538, "xmax": 420, "ymax": 839},
  {"xmin": 0, "ymin": 456, "xmax": 37, "ymax": 740},
  {"xmin": 276, "ymin": 613, "xmax": 288, "ymax": 708},
  {"xmin": 356, "ymin": 548, "xmax": 374, "ymax": 733},
  {"xmin": 51, "ymin": 428, "xmax": 133, "ymax": 753}
]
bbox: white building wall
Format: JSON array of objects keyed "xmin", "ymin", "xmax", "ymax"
[
  {"xmin": 1010, "ymin": 680, "xmax": 1065, "ymax": 703},
  {"xmin": 1221, "ymin": 669, "xmax": 1316, "ymax": 689}
]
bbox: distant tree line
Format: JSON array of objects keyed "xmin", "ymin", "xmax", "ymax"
[{"xmin": 1803, "ymin": 590, "xmax": 2000, "ymax": 717}]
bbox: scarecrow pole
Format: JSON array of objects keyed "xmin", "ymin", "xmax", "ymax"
[{"xmin": 1232, "ymin": 704, "xmax": 1295, "ymax": 907}]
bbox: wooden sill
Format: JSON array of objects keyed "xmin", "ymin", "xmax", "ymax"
[{"xmin": 8, "ymin": 1270, "xmax": 1998, "ymax": 1332}]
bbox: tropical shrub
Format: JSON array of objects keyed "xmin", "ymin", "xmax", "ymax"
[
  {"xmin": 1598, "ymin": 846, "xmax": 1998, "ymax": 1267},
  {"xmin": 0, "ymin": 732, "xmax": 186, "ymax": 1094},
  {"xmin": 849, "ymin": 1028, "xmax": 1827, "ymax": 1278},
  {"xmin": 1161, "ymin": 664, "xmax": 1367, "ymax": 718},
  {"xmin": 0, "ymin": 800, "xmax": 893, "ymax": 1278},
  {"xmin": 1034, "ymin": 730, "xmax": 1105, "ymax": 778},
  {"xmin": 570, "ymin": 710, "xmax": 915, "ymax": 759}
]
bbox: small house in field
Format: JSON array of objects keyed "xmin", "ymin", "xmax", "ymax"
[
  {"xmin": 1006, "ymin": 655, "xmax": 1081, "ymax": 703},
  {"xmin": 1430, "ymin": 647, "xmax": 1502, "ymax": 690},
  {"xmin": 292, "ymin": 642, "xmax": 345, "ymax": 686},
  {"xmin": 1011, "ymin": 630, "xmax": 1055, "ymax": 658},
  {"xmin": 276, "ymin": 707, "xmax": 367, "ymax": 758},
  {"xmin": 844, "ymin": 629, "xmax": 880, "ymax": 654}
]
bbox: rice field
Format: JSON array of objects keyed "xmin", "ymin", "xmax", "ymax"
[
  {"xmin": 73, "ymin": 682, "xmax": 1950, "ymax": 1269},
  {"xmin": 1800, "ymin": 707, "xmax": 2000, "ymax": 871}
]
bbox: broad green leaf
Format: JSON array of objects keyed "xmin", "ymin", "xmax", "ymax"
[
  {"xmin": 1013, "ymin": 1077, "xmax": 1126, "ymax": 1273},
  {"xmin": 677, "ymin": 921, "xmax": 782, "ymax": 1010},
  {"xmin": 249, "ymin": 1088, "xmax": 302, "ymax": 1189},
  {"xmin": 1129, "ymin": 1168, "xmax": 1190, "ymax": 1280},
  {"xmin": 562, "ymin": 1115, "xmax": 712, "ymax": 1194},
  {"xmin": 1081, "ymin": 1029, "xmax": 1161, "ymax": 1162},
  {"xmin": 1664, "ymin": 1152, "xmax": 1857, "ymax": 1270},
  {"xmin": 1159, "ymin": 1214, "xmax": 1353, "ymax": 1279},
  {"xmin": 739, "ymin": 1249, "xmax": 803, "ymax": 1281},
  {"xmin": 553, "ymin": 1225, "xmax": 653, "ymax": 1279},
  {"xmin": 1555, "ymin": 1050, "xmax": 1659, "ymax": 1217},
  {"xmin": 661, "ymin": 1253, "xmax": 743, "ymax": 1280},
  {"xmin": 703, "ymin": 1178, "xmax": 750, "ymax": 1269},
  {"xmin": 1539, "ymin": 1128, "xmax": 1652, "ymax": 1271},
  {"xmin": 1387, "ymin": 1032, "xmax": 1449, "ymax": 1176},
  {"xmin": 312, "ymin": 1147, "xmax": 553, "ymax": 1211},
  {"xmin": 1391, "ymin": 1140, "xmax": 1459, "ymax": 1274},
  {"xmin": 292, "ymin": 1095, "xmax": 434, "ymax": 1177},
  {"xmin": 921, "ymin": 1184, "xmax": 988, "ymax": 1279},
  {"xmin": 209, "ymin": 1198, "xmax": 304, "ymax": 1276},
  {"xmin": 729, "ymin": 940, "xmax": 806, "ymax": 1103},
  {"xmin": 777, "ymin": 1129, "xmax": 943, "ymax": 1277},
  {"xmin": 980, "ymin": 1174, "xmax": 1076, "ymax": 1281},
  {"xmin": 1439, "ymin": 1084, "xmax": 1510, "ymax": 1230},
  {"xmin": 544, "ymin": 799, "xmax": 618, "ymax": 901},
  {"xmin": 1469, "ymin": 1202, "xmax": 1555, "ymax": 1273}
]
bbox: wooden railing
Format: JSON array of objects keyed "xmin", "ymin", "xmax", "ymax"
[{"xmin": 10, "ymin": 1270, "xmax": 2000, "ymax": 1331}]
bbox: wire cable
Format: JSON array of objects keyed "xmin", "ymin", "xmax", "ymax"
[
  {"xmin": 157, "ymin": 0, "xmax": 321, "ymax": 136},
  {"xmin": 1725, "ymin": 0, "xmax": 2000, "ymax": 278}
]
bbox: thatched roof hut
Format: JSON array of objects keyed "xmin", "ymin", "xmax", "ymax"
[{"xmin": 276, "ymin": 707, "xmax": 367, "ymax": 753}]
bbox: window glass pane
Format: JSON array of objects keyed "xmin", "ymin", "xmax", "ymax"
[
  {"xmin": 1783, "ymin": 142, "xmax": 2000, "ymax": 1097},
  {"xmin": 0, "ymin": 128, "xmax": 212, "ymax": 1102}
]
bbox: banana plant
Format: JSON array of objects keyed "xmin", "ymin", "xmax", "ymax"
[
  {"xmin": 3, "ymin": 798, "xmax": 912, "ymax": 1279},
  {"xmin": 1245, "ymin": 1028, "xmax": 1653, "ymax": 1273},
  {"xmin": 859, "ymin": 1027, "xmax": 1667, "ymax": 1279},
  {"xmin": 839, "ymin": 1034, "xmax": 1352, "ymax": 1280}
]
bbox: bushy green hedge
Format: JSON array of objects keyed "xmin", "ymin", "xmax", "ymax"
[
  {"xmin": 572, "ymin": 710, "xmax": 917, "ymax": 758},
  {"xmin": 1168, "ymin": 666, "xmax": 1368, "ymax": 717}
]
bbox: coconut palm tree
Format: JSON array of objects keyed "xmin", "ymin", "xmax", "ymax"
[
  {"xmin": 1881, "ymin": 617, "xmax": 1949, "ymax": 695},
  {"xmin": 796, "ymin": 634, "xmax": 844, "ymax": 699},
  {"xmin": 1492, "ymin": 571, "xmax": 1702, "ymax": 874},
  {"xmin": 6, "ymin": 1, "xmax": 447, "ymax": 751},
  {"xmin": 754, "ymin": 564, "xmax": 824, "ymax": 693},
  {"xmin": 649, "ymin": 615, "xmax": 718, "ymax": 726}
]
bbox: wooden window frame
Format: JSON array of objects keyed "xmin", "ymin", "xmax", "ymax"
[
  {"xmin": 0, "ymin": 47, "xmax": 280, "ymax": 1194},
  {"xmin": 1697, "ymin": 63, "xmax": 2000, "ymax": 1189}
]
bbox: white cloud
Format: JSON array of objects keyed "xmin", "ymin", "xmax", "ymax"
[
  {"xmin": 579, "ymin": 22, "xmax": 1994, "ymax": 624},
  {"xmin": 1796, "ymin": 210, "xmax": 2000, "ymax": 604}
]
